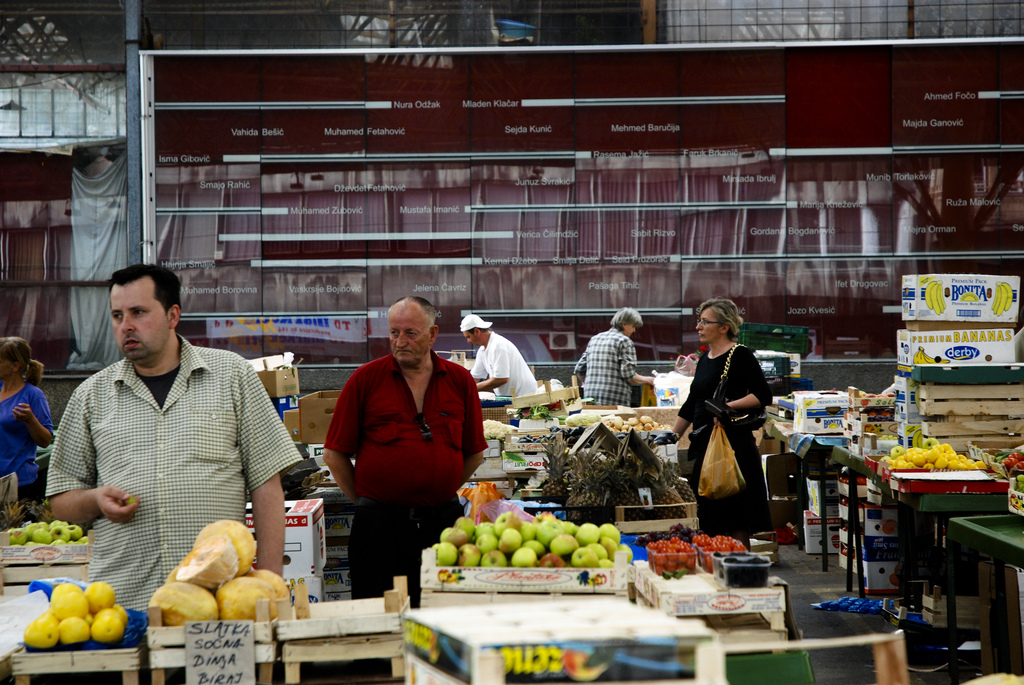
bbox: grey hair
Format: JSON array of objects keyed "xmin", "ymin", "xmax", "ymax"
[
  {"xmin": 390, "ymin": 296, "xmax": 437, "ymax": 325},
  {"xmin": 610, "ymin": 307, "xmax": 643, "ymax": 331}
]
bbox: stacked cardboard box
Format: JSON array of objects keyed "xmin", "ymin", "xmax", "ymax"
[
  {"xmin": 309, "ymin": 487, "xmax": 356, "ymax": 601},
  {"xmin": 246, "ymin": 499, "xmax": 326, "ymax": 603},
  {"xmin": 897, "ymin": 274, "xmax": 1020, "ymax": 451},
  {"xmin": 250, "ymin": 354, "xmax": 300, "ymax": 420},
  {"xmin": 843, "ymin": 388, "xmax": 896, "ymax": 456}
]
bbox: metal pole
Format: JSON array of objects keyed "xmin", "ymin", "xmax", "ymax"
[{"xmin": 125, "ymin": 0, "xmax": 143, "ymax": 265}]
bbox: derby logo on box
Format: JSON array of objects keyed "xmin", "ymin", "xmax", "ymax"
[{"xmin": 945, "ymin": 346, "xmax": 980, "ymax": 361}]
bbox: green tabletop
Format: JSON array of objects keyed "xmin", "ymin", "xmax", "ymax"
[{"xmin": 947, "ymin": 514, "xmax": 1024, "ymax": 566}]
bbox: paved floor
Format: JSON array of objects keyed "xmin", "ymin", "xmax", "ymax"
[{"xmin": 775, "ymin": 541, "xmax": 978, "ymax": 685}]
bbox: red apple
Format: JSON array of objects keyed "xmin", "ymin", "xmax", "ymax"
[{"xmin": 538, "ymin": 553, "xmax": 566, "ymax": 568}]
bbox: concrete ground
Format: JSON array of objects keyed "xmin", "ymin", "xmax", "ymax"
[{"xmin": 775, "ymin": 541, "xmax": 979, "ymax": 685}]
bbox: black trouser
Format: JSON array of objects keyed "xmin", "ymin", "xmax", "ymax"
[{"xmin": 348, "ymin": 497, "xmax": 464, "ymax": 608}]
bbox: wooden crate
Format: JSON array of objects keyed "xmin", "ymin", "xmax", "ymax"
[
  {"xmin": 510, "ymin": 377, "xmax": 580, "ymax": 410},
  {"xmin": 275, "ymin": 577, "xmax": 408, "ymax": 685},
  {"xmin": 921, "ymin": 414, "xmax": 1024, "ymax": 438},
  {"xmin": 750, "ymin": 531, "xmax": 780, "ymax": 563},
  {"xmin": 632, "ymin": 562, "xmax": 787, "ymax": 624},
  {"xmin": 613, "ymin": 502, "xmax": 698, "ymax": 534},
  {"xmin": 146, "ymin": 599, "xmax": 276, "ymax": 685},
  {"xmin": 421, "ymin": 548, "xmax": 631, "ymax": 595},
  {"xmin": 0, "ymin": 646, "xmax": 20, "ymax": 681},
  {"xmin": 0, "ymin": 563, "xmax": 88, "ymax": 598},
  {"xmin": 917, "ymin": 382, "xmax": 1024, "ymax": 416},
  {"xmin": 13, "ymin": 645, "xmax": 145, "ymax": 685},
  {"xmin": 0, "ymin": 530, "xmax": 92, "ymax": 566},
  {"xmin": 919, "ymin": 582, "xmax": 980, "ymax": 629}
]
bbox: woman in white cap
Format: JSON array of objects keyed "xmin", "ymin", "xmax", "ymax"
[{"xmin": 460, "ymin": 314, "xmax": 538, "ymax": 397}]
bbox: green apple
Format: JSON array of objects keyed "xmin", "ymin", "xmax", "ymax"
[
  {"xmin": 476, "ymin": 532, "xmax": 498, "ymax": 554},
  {"xmin": 439, "ymin": 527, "xmax": 469, "ymax": 549},
  {"xmin": 586, "ymin": 542, "xmax": 609, "ymax": 561},
  {"xmin": 457, "ymin": 543, "xmax": 482, "ymax": 566},
  {"xmin": 561, "ymin": 521, "xmax": 578, "ymax": 536},
  {"xmin": 510, "ymin": 547, "xmax": 538, "ymax": 567},
  {"xmin": 434, "ymin": 541, "xmax": 458, "ymax": 566},
  {"xmin": 7, "ymin": 528, "xmax": 28, "ymax": 546},
  {"xmin": 889, "ymin": 445, "xmax": 907, "ymax": 458},
  {"xmin": 571, "ymin": 547, "xmax": 600, "ymax": 568},
  {"xmin": 535, "ymin": 520, "xmax": 563, "ymax": 548},
  {"xmin": 480, "ymin": 550, "xmax": 507, "ymax": 567},
  {"xmin": 476, "ymin": 522, "xmax": 496, "ymax": 538},
  {"xmin": 519, "ymin": 522, "xmax": 537, "ymax": 542},
  {"xmin": 66, "ymin": 525, "xmax": 84, "ymax": 542},
  {"xmin": 538, "ymin": 552, "xmax": 566, "ymax": 567},
  {"xmin": 49, "ymin": 520, "xmax": 67, "ymax": 531},
  {"xmin": 597, "ymin": 523, "xmax": 621, "ymax": 545},
  {"xmin": 52, "ymin": 539, "xmax": 67, "ymax": 545},
  {"xmin": 922, "ymin": 438, "xmax": 941, "ymax": 450},
  {"xmin": 49, "ymin": 524, "xmax": 72, "ymax": 543},
  {"xmin": 549, "ymin": 533, "xmax": 579, "ymax": 558},
  {"xmin": 23, "ymin": 522, "xmax": 45, "ymax": 537},
  {"xmin": 523, "ymin": 540, "xmax": 546, "ymax": 557},
  {"xmin": 617, "ymin": 544, "xmax": 634, "ymax": 563},
  {"xmin": 599, "ymin": 536, "xmax": 619, "ymax": 558},
  {"xmin": 534, "ymin": 512, "xmax": 559, "ymax": 524},
  {"xmin": 30, "ymin": 527, "xmax": 53, "ymax": 545},
  {"xmin": 494, "ymin": 511, "xmax": 522, "ymax": 536},
  {"xmin": 598, "ymin": 559, "xmax": 616, "ymax": 568},
  {"xmin": 575, "ymin": 522, "xmax": 601, "ymax": 547},
  {"xmin": 453, "ymin": 516, "xmax": 476, "ymax": 542},
  {"xmin": 498, "ymin": 528, "xmax": 523, "ymax": 555}
]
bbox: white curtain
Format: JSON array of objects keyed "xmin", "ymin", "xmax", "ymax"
[{"xmin": 67, "ymin": 154, "xmax": 128, "ymax": 369}]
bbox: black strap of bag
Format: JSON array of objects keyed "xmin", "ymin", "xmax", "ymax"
[{"xmin": 704, "ymin": 344, "xmax": 767, "ymax": 430}]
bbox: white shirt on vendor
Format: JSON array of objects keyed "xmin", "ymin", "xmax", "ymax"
[{"xmin": 470, "ymin": 332, "xmax": 537, "ymax": 397}]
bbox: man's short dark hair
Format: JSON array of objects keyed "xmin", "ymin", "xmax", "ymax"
[{"xmin": 109, "ymin": 264, "xmax": 181, "ymax": 313}]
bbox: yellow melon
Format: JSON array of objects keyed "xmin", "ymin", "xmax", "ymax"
[
  {"xmin": 148, "ymin": 582, "xmax": 219, "ymax": 626},
  {"xmin": 247, "ymin": 569, "xmax": 291, "ymax": 600},
  {"xmin": 194, "ymin": 520, "xmax": 256, "ymax": 578},
  {"xmin": 175, "ymin": 535, "xmax": 239, "ymax": 590},
  {"xmin": 215, "ymin": 577, "xmax": 278, "ymax": 621}
]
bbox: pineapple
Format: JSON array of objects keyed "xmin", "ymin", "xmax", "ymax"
[
  {"xmin": 541, "ymin": 433, "xmax": 569, "ymax": 498},
  {"xmin": 565, "ymin": 445, "xmax": 614, "ymax": 522},
  {"xmin": 649, "ymin": 461, "xmax": 690, "ymax": 521},
  {"xmin": 0, "ymin": 499, "xmax": 27, "ymax": 531},
  {"xmin": 27, "ymin": 499, "xmax": 55, "ymax": 525}
]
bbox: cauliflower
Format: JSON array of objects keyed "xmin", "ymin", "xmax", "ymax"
[
  {"xmin": 482, "ymin": 419, "xmax": 512, "ymax": 440},
  {"xmin": 565, "ymin": 413, "xmax": 601, "ymax": 427}
]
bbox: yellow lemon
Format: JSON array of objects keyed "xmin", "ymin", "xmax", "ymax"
[
  {"xmin": 935, "ymin": 456, "xmax": 948, "ymax": 470},
  {"xmin": 922, "ymin": 463, "xmax": 935, "ymax": 470},
  {"xmin": 91, "ymin": 608, "xmax": 125, "ymax": 644},
  {"xmin": 84, "ymin": 582, "xmax": 116, "ymax": 614},
  {"xmin": 51, "ymin": 589, "xmax": 90, "ymax": 621},
  {"xmin": 911, "ymin": 454, "xmax": 927, "ymax": 468},
  {"xmin": 24, "ymin": 614, "xmax": 60, "ymax": 649},
  {"xmin": 50, "ymin": 583, "xmax": 83, "ymax": 601},
  {"xmin": 58, "ymin": 616, "xmax": 91, "ymax": 645},
  {"xmin": 112, "ymin": 604, "xmax": 129, "ymax": 626}
]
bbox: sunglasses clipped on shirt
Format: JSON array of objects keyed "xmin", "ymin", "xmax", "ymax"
[{"xmin": 414, "ymin": 413, "xmax": 432, "ymax": 441}]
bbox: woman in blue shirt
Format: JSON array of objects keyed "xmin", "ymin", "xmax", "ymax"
[{"xmin": 0, "ymin": 337, "xmax": 53, "ymax": 500}]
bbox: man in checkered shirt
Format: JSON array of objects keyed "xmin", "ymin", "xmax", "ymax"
[
  {"xmin": 46, "ymin": 264, "xmax": 301, "ymax": 610},
  {"xmin": 573, "ymin": 308, "xmax": 656, "ymax": 407}
]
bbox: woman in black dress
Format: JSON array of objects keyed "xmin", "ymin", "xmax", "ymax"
[{"xmin": 673, "ymin": 298, "xmax": 773, "ymax": 547}]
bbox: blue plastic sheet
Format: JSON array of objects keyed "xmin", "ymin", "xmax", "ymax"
[{"xmin": 813, "ymin": 597, "xmax": 882, "ymax": 614}]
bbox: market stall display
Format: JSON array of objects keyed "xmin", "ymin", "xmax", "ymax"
[
  {"xmin": 420, "ymin": 512, "xmax": 633, "ymax": 605},
  {"xmin": 0, "ymin": 524, "xmax": 91, "ymax": 598}
]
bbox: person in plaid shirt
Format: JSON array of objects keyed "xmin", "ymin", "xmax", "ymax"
[
  {"xmin": 46, "ymin": 264, "xmax": 301, "ymax": 610},
  {"xmin": 574, "ymin": 308, "xmax": 655, "ymax": 407}
]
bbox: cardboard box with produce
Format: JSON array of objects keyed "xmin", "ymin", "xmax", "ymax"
[{"xmin": 902, "ymin": 274, "xmax": 1020, "ymax": 323}]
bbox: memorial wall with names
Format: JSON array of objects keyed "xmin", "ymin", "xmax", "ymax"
[{"xmin": 145, "ymin": 43, "xmax": 1024, "ymax": 365}]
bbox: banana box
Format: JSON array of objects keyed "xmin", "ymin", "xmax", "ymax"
[
  {"xmin": 902, "ymin": 274, "xmax": 1020, "ymax": 323},
  {"xmin": 895, "ymin": 376, "xmax": 921, "ymax": 423},
  {"xmin": 792, "ymin": 391, "xmax": 847, "ymax": 434},
  {"xmin": 897, "ymin": 328, "xmax": 1015, "ymax": 366},
  {"xmin": 897, "ymin": 422, "xmax": 923, "ymax": 449}
]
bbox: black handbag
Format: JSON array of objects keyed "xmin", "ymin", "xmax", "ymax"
[{"xmin": 704, "ymin": 344, "xmax": 768, "ymax": 430}]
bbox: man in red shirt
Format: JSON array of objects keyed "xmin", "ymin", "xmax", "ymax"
[{"xmin": 322, "ymin": 296, "xmax": 486, "ymax": 606}]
